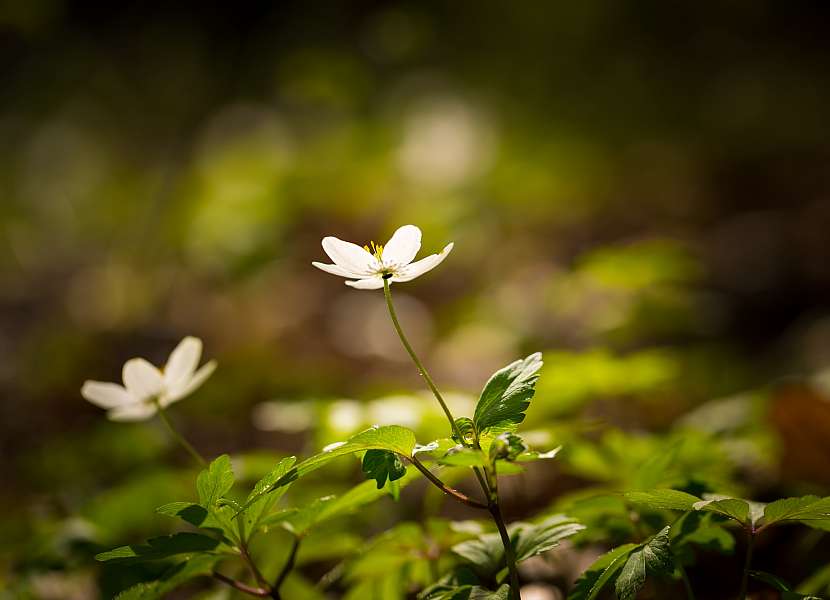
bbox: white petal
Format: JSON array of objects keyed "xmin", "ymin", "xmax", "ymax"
[
  {"xmin": 164, "ymin": 337, "xmax": 202, "ymax": 388},
  {"xmin": 122, "ymin": 358, "xmax": 164, "ymax": 400},
  {"xmin": 345, "ymin": 277, "xmax": 385, "ymax": 290},
  {"xmin": 382, "ymin": 225, "xmax": 421, "ymax": 266},
  {"xmin": 321, "ymin": 237, "xmax": 377, "ymax": 276},
  {"xmin": 165, "ymin": 360, "xmax": 217, "ymax": 405},
  {"xmin": 311, "ymin": 261, "xmax": 363, "ymax": 278},
  {"xmin": 107, "ymin": 402, "xmax": 158, "ymax": 422},
  {"xmin": 81, "ymin": 381, "xmax": 133, "ymax": 408},
  {"xmin": 392, "ymin": 242, "xmax": 454, "ymax": 282}
]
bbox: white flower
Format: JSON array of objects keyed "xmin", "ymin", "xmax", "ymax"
[
  {"xmin": 312, "ymin": 224, "xmax": 453, "ymax": 289},
  {"xmin": 81, "ymin": 336, "xmax": 216, "ymax": 421}
]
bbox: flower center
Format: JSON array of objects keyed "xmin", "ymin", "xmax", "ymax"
[{"xmin": 364, "ymin": 241, "xmax": 384, "ymax": 261}]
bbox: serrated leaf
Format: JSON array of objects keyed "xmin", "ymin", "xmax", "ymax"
[
  {"xmin": 453, "ymin": 515, "xmax": 583, "ymax": 578},
  {"xmin": 761, "ymin": 496, "xmax": 830, "ymax": 529},
  {"xmin": 96, "ymin": 532, "xmax": 222, "ymax": 564},
  {"xmin": 282, "ymin": 478, "xmax": 409, "ymax": 537},
  {"xmin": 624, "ymin": 489, "xmax": 700, "ymax": 512},
  {"xmin": 513, "ymin": 515, "xmax": 586, "ymax": 562},
  {"xmin": 693, "ymin": 496, "xmax": 753, "ymax": 526},
  {"xmin": 113, "ymin": 554, "xmax": 220, "ymax": 599},
  {"xmin": 196, "ymin": 454, "xmax": 234, "ymax": 508},
  {"xmin": 453, "ymin": 533, "xmax": 504, "ymax": 576},
  {"xmin": 473, "ymin": 353, "xmax": 542, "ymax": 434},
  {"xmin": 241, "ymin": 425, "xmax": 417, "ymax": 511},
  {"xmin": 362, "ymin": 450, "xmax": 407, "ymax": 489},
  {"xmin": 568, "ymin": 544, "xmax": 638, "ymax": 600},
  {"xmin": 242, "ymin": 456, "xmax": 297, "ymax": 538},
  {"xmin": 614, "ymin": 526, "xmax": 673, "ymax": 600}
]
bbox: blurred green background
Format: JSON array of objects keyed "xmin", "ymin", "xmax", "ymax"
[{"xmin": 2, "ymin": 1, "xmax": 830, "ymax": 598}]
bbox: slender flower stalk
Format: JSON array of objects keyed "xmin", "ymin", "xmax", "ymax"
[
  {"xmin": 154, "ymin": 399, "xmax": 207, "ymax": 466},
  {"xmin": 382, "ymin": 278, "xmax": 463, "ymax": 440},
  {"xmin": 381, "ymin": 278, "xmax": 519, "ymax": 600}
]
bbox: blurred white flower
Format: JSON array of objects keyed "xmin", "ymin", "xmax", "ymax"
[
  {"xmin": 312, "ymin": 224, "xmax": 453, "ymax": 290},
  {"xmin": 81, "ymin": 336, "xmax": 216, "ymax": 421}
]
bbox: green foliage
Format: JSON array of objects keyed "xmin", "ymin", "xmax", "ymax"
[
  {"xmin": 568, "ymin": 544, "xmax": 639, "ymax": 600},
  {"xmin": 453, "ymin": 515, "xmax": 584, "ymax": 578},
  {"xmin": 113, "ymin": 555, "xmax": 221, "ymax": 599},
  {"xmin": 95, "ymin": 532, "xmax": 224, "ymax": 564},
  {"xmin": 243, "ymin": 425, "xmax": 417, "ymax": 509},
  {"xmin": 623, "ymin": 489, "xmax": 699, "ymax": 512},
  {"xmin": 282, "ymin": 479, "xmax": 407, "ymax": 537},
  {"xmin": 362, "ymin": 450, "xmax": 407, "ymax": 489},
  {"xmin": 761, "ymin": 496, "xmax": 830, "ymax": 528},
  {"xmin": 614, "ymin": 527, "xmax": 673, "ymax": 600},
  {"xmin": 473, "ymin": 353, "xmax": 542, "ymax": 435}
]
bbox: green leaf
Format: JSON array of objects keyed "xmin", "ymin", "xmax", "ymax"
[
  {"xmin": 196, "ymin": 454, "xmax": 235, "ymax": 508},
  {"xmin": 568, "ymin": 544, "xmax": 638, "ymax": 600},
  {"xmin": 513, "ymin": 515, "xmax": 586, "ymax": 562},
  {"xmin": 95, "ymin": 532, "xmax": 222, "ymax": 564},
  {"xmin": 282, "ymin": 478, "xmax": 409, "ymax": 537},
  {"xmin": 489, "ymin": 433, "xmax": 528, "ymax": 463},
  {"xmin": 693, "ymin": 497, "xmax": 751, "ymax": 525},
  {"xmin": 453, "ymin": 515, "xmax": 583, "ymax": 577},
  {"xmin": 615, "ymin": 526, "xmax": 674, "ymax": 600},
  {"xmin": 240, "ymin": 425, "xmax": 417, "ymax": 512},
  {"xmin": 473, "ymin": 353, "xmax": 542, "ymax": 434},
  {"xmin": 362, "ymin": 450, "xmax": 407, "ymax": 489},
  {"xmin": 242, "ymin": 456, "xmax": 297, "ymax": 537},
  {"xmin": 155, "ymin": 502, "xmax": 210, "ymax": 528},
  {"xmin": 453, "ymin": 417, "xmax": 477, "ymax": 444},
  {"xmin": 113, "ymin": 554, "xmax": 220, "ymax": 599},
  {"xmin": 761, "ymin": 496, "xmax": 830, "ymax": 529},
  {"xmin": 439, "ymin": 447, "xmax": 488, "ymax": 467},
  {"xmin": 624, "ymin": 489, "xmax": 700, "ymax": 512},
  {"xmin": 452, "ymin": 533, "xmax": 504, "ymax": 577},
  {"xmin": 420, "ymin": 584, "xmax": 510, "ymax": 600},
  {"xmin": 671, "ymin": 511, "xmax": 735, "ymax": 560}
]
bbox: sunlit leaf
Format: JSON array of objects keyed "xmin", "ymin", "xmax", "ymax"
[
  {"xmin": 473, "ymin": 353, "xmax": 542, "ymax": 434},
  {"xmin": 624, "ymin": 489, "xmax": 700, "ymax": 512},
  {"xmin": 113, "ymin": 554, "xmax": 220, "ymax": 599},
  {"xmin": 567, "ymin": 543, "xmax": 638, "ymax": 600},
  {"xmin": 96, "ymin": 532, "xmax": 224, "ymax": 564},
  {"xmin": 196, "ymin": 455, "xmax": 234, "ymax": 508},
  {"xmin": 615, "ymin": 527, "xmax": 673, "ymax": 600},
  {"xmin": 761, "ymin": 496, "xmax": 830, "ymax": 529}
]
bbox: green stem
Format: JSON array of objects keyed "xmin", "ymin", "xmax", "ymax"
[
  {"xmin": 408, "ymin": 454, "xmax": 488, "ymax": 509},
  {"xmin": 213, "ymin": 572, "xmax": 270, "ymax": 597},
  {"xmin": 737, "ymin": 530, "xmax": 754, "ymax": 600},
  {"xmin": 382, "ymin": 278, "xmax": 464, "ymax": 441},
  {"xmin": 154, "ymin": 400, "xmax": 206, "ymax": 467},
  {"xmin": 382, "ymin": 278, "xmax": 517, "ymax": 597},
  {"xmin": 486, "ymin": 468, "xmax": 520, "ymax": 600},
  {"xmin": 274, "ymin": 536, "xmax": 300, "ymax": 594}
]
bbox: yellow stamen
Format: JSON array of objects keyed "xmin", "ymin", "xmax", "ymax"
[{"xmin": 365, "ymin": 241, "xmax": 384, "ymax": 260}]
